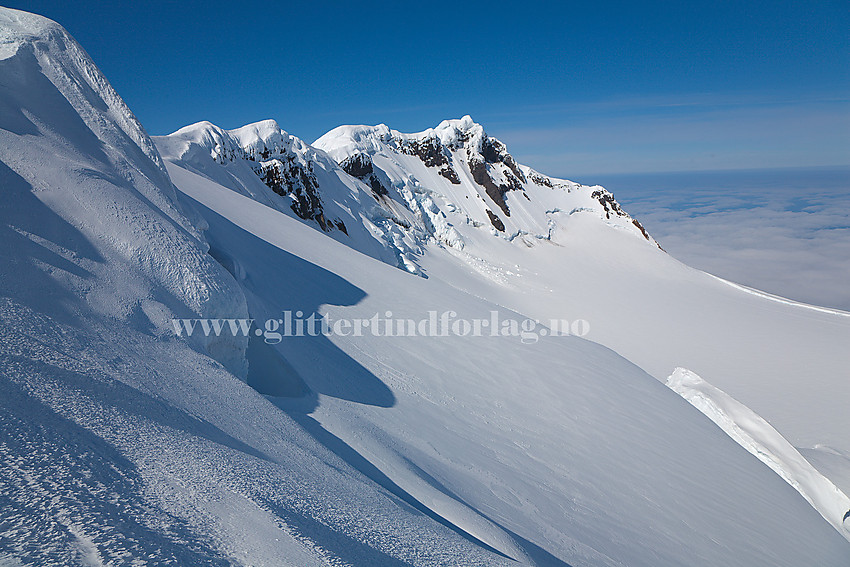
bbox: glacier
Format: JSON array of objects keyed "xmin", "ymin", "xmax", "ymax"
[{"xmin": 1, "ymin": 6, "xmax": 849, "ymax": 566}]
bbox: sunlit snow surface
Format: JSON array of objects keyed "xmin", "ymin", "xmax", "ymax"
[
  {"xmin": 1, "ymin": 6, "xmax": 849, "ymax": 566},
  {"xmin": 667, "ymin": 367, "xmax": 850, "ymax": 537},
  {"xmin": 585, "ymin": 168, "xmax": 850, "ymax": 311}
]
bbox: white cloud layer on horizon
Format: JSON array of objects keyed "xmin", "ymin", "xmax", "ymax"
[{"xmin": 600, "ymin": 170, "xmax": 850, "ymax": 311}]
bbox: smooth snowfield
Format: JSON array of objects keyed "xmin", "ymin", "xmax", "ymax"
[{"xmin": 411, "ymin": 213, "xmax": 850, "ymax": 488}]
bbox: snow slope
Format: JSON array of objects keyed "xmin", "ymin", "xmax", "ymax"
[
  {"xmin": 0, "ymin": 8, "xmax": 516, "ymax": 565},
  {"xmin": 410, "ymin": 209, "xmax": 850, "ymax": 494},
  {"xmin": 314, "ymin": 117, "xmax": 850, "ymax": 510},
  {"xmin": 0, "ymin": 7, "xmax": 247, "ymax": 377},
  {"xmin": 666, "ymin": 367, "xmax": 850, "ymax": 537},
  {"xmin": 167, "ymin": 160, "xmax": 850, "ymax": 565},
  {"xmin": 2, "ymin": 5, "xmax": 849, "ymax": 566}
]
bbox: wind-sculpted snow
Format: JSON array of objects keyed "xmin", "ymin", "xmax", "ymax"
[
  {"xmin": 0, "ymin": 7, "xmax": 248, "ymax": 377},
  {"xmin": 667, "ymin": 368, "xmax": 850, "ymax": 540},
  {"xmin": 0, "ymin": 298, "xmax": 515, "ymax": 566},
  {"xmin": 2, "ymin": 6, "xmax": 849, "ymax": 565},
  {"xmin": 0, "ymin": 9, "xmax": 170, "ymax": 201}
]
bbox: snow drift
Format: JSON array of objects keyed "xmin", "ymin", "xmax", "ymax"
[
  {"xmin": 0, "ymin": 7, "xmax": 248, "ymax": 376},
  {"xmin": 666, "ymin": 367, "xmax": 850, "ymax": 539}
]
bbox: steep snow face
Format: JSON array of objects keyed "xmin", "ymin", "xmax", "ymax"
[
  {"xmin": 0, "ymin": 10, "xmax": 523, "ymax": 564},
  {"xmin": 0, "ymin": 8, "xmax": 170, "ymax": 198},
  {"xmin": 315, "ymin": 115, "xmax": 656, "ymax": 250},
  {"xmin": 0, "ymin": 7, "xmax": 247, "ymax": 375},
  {"xmin": 666, "ymin": 368, "xmax": 850, "ymax": 540},
  {"xmin": 155, "ymin": 120, "xmax": 427, "ymax": 273}
]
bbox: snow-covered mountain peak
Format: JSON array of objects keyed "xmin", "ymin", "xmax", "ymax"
[
  {"xmin": 160, "ymin": 113, "xmax": 657, "ymax": 279},
  {"xmin": 314, "ymin": 123, "xmax": 395, "ymax": 156},
  {"xmin": 0, "ymin": 7, "xmax": 65, "ymax": 58},
  {"xmin": 316, "ymin": 114, "xmax": 487, "ymax": 158},
  {"xmin": 229, "ymin": 118, "xmax": 315, "ymax": 159},
  {"xmin": 0, "ymin": 7, "xmax": 170, "ymax": 187},
  {"xmin": 170, "ymin": 119, "xmax": 312, "ymax": 163},
  {"xmin": 433, "ymin": 114, "xmax": 485, "ymax": 148},
  {"xmin": 316, "ymin": 117, "xmax": 657, "ymax": 249},
  {"xmin": 436, "ymin": 113, "xmax": 478, "ymax": 132},
  {"xmin": 162, "ymin": 119, "xmax": 362, "ymax": 234}
]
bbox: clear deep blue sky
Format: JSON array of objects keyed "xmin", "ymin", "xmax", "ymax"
[{"xmin": 8, "ymin": 0, "xmax": 850, "ymax": 176}]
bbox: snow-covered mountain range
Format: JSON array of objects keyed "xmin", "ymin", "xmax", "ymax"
[
  {"xmin": 156, "ymin": 113, "xmax": 656, "ymax": 278},
  {"xmin": 1, "ymin": 7, "xmax": 849, "ymax": 566}
]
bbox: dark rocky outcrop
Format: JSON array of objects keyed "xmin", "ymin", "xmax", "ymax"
[
  {"xmin": 470, "ymin": 158, "xmax": 507, "ymax": 215},
  {"xmin": 528, "ymin": 170, "xmax": 553, "ymax": 188},
  {"xmin": 340, "ymin": 152, "xmax": 389, "ymax": 196},
  {"xmin": 209, "ymin": 129, "xmax": 347, "ymax": 234},
  {"xmin": 438, "ymin": 166, "xmax": 461, "ymax": 184},
  {"xmin": 258, "ymin": 158, "xmax": 330, "ymax": 230},
  {"xmin": 591, "ymin": 189, "xmax": 628, "ymax": 220},
  {"xmin": 399, "ymin": 136, "xmax": 462, "ymax": 184},
  {"xmin": 631, "ymin": 218, "xmax": 650, "ymax": 240},
  {"xmin": 467, "ymin": 136, "xmax": 528, "ymax": 217},
  {"xmin": 401, "ymin": 136, "xmax": 449, "ymax": 167},
  {"xmin": 486, "ymin": 209, "xmax": 505, "ymax": 232},
  {"xmin": 339, "ymin": 152, "xmax": 373, "ymax": 178},
  {"xmin": 480, "ymin": 137, "xmax": 526, "ymax": 183}
]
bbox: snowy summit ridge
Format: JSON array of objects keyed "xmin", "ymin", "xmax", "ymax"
[
  {"xmin": 158, "ymin": 112, "xmax": 657, "ymax": 277},
  {"xmin": 316, "ymin": 114, "xmax": 655, "ymax": 243},
  {"xmin": 0, "ymin": 8, "xmax": 168, "ymax": 185}
]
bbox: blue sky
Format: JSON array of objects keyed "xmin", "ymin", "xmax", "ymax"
[{"xmin": 8, "ymin": 0, "xmax": 850, "ymax": 176}]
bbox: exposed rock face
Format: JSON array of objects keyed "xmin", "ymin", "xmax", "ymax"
[
  {"xmin": 340, "ymin": 152, "xmax": 389, "ymax": 196},
  {"xmin": 528, "ymin": 170, "xmax": 553, "ymax": 188},
  {"xmin": 179, "ymin": 120, "xmax": 349, "ymax": 234},
  {"xmin": 400, "ymin": 136, "xmax": 461, "ymax": 185},
  {"xmin": 314, "ymin": 116, "xmax": 661, "ymax": 254},
  {"xmin": 159, "ymin": 120, "xmax": 431, "ymax": 275},
  {"xmin": 373, "ymin": 119, "xmax": 531, "ymax": 217},
  {"xmin": 339, "ymin": 151, "xmax": 373, "ymax": 177},
  {"xmin": 468, "ymin": 156, "xmax": 512, "ymax": 216},
  {"xmin": 480, "ymin": 136, "xmax": 526, "ymax": 183},
  {"xmin": 463, "ymin": 127, "xmax": 526, "ymax": 217},
  {"xmin": 632, "ymin": 218, "xmax": 651, "ymax": 240},
  {"xmin": 486, "ymin": 209, "xmax": 505, "ymax": 232},
  {"xmin": 591, "ymin": 188, "xmax": 629, "ymax": 220},
  {"xmin": 401, "ymin": 136, "xmax": 449, "ymax": 167},
  {"xmin": 254, "ymin": 155, "xmax": 331, "ymax": 229},
  {"xmin": 438, "ymin": 166, "xmax": 461, "ymax": 184}
]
